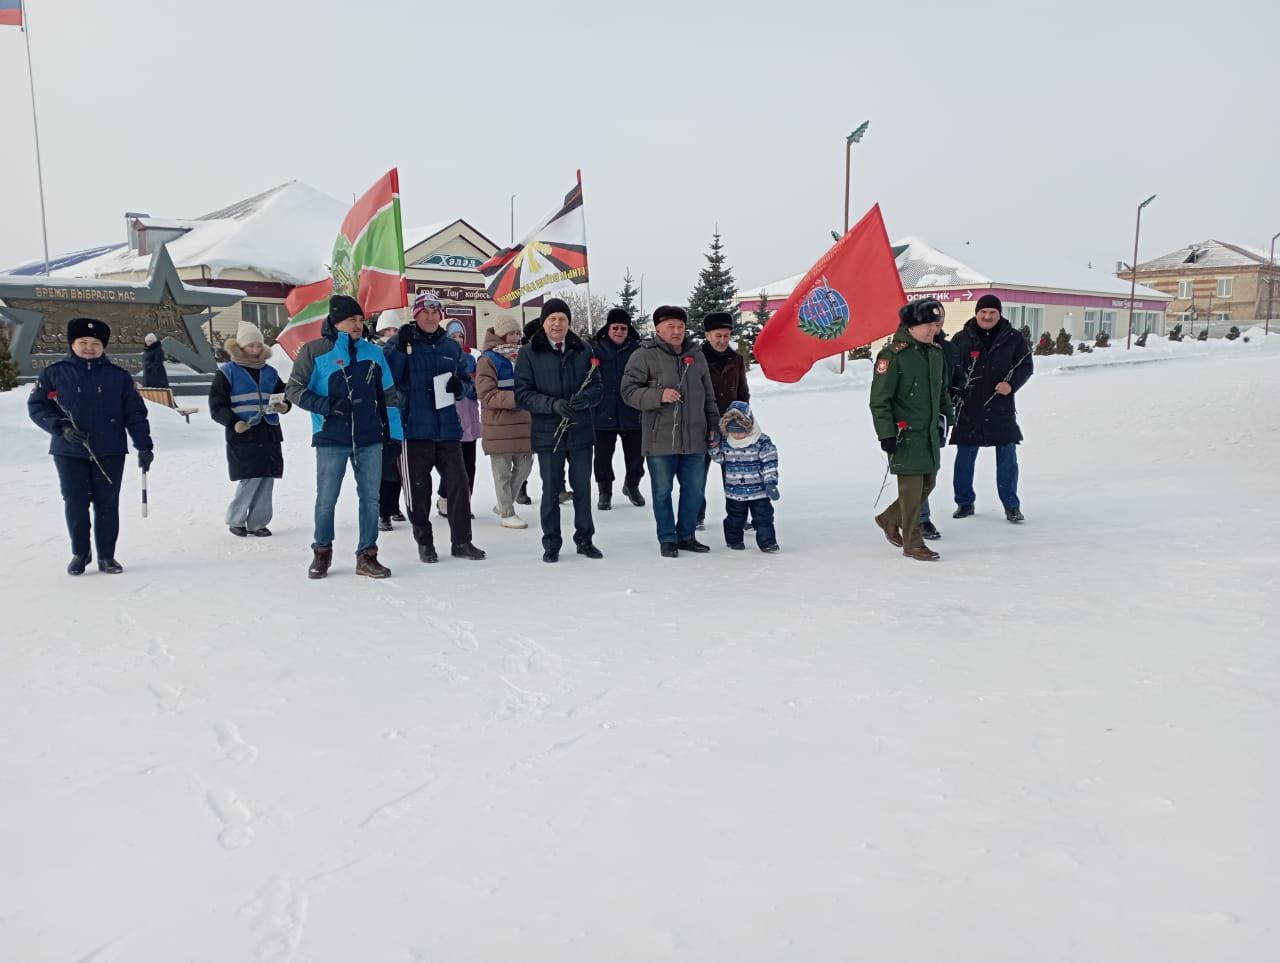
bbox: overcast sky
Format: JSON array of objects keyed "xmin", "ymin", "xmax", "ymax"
[{"xmin": 0, "ymin": 0, "xmax": 1275, "ymax": 308}]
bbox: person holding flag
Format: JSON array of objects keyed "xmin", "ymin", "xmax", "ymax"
[
  {"xmin": 385, "ymin": 291, "xmax": 486, "ymax": 564},
  {"xmin": 286, "ymin": 295, "xmax": 403, "ymax": 580}
]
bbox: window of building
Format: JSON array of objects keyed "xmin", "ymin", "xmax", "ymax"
[
  {"xmin": 241, "ymin": 301, "xmax": 288, "ymax": 336},
  {"xmin": 1004, "ymin": 303, "xmax": 1045, "ymax": 338},
  {"xmin": 1177, "ymin": 279, "xmax": 1194, "ymax": 299},
  {"xmin": 1176, "ymin": 312, "xmax": 1192, "ymax": 323},
  {"xmin": 1215, "ymin": 277, "xmax": 1233, "ymax": 298},
  {"xmin": 1127, "ymin": 310, "xmax": 1163, "ymax": 335},
  {"xmin": 1213, "ymin": 312, "xmax": 1230, "ymax": 321},
  {"xmin": 1083, "ymin": 309, "xmax": 1117, "ymax": 338}
]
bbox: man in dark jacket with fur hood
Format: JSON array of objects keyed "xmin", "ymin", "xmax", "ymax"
[
  {"xmin": 590, "ymin": 307, "xmax": 645, "ymax": 510},
  {"xmin": 514, "ymin": 297, "xmax": 604, "ymax": 563}
]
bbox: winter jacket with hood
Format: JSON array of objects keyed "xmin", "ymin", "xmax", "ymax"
[
  {"xmin": 590, "ymin": 320, "xmax": 642, "ymax": 432},
  {"xmin": 709, "ymin": 402, "xmax": 778, "ymax": 501},
  {"xmin": 28, "ymin": 351, "xmax": 154, "ymax": 459},
  {"xmin": 948, "ymin": 316, "xmax": 1033, "ymax": 447},
  {"xmin": 208, "ymin": 338, "xmax": 290, "ymax": 481},
  {"xmin": 285, "ymin": 315, "xmax": 403, "ymax": 448},
  {"xmin": 514, "ymin": 329, "xmax": 602, "ymax": 452},
  {"xmin": 620, "ymin": 334, "xmax": 721, "ymax": 457},
  {"xmin": 476, "ymin": 326, "xmax": 532, "ymax": 456}
]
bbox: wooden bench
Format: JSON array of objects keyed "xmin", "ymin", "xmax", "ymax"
[{"xmin": 138, "ymin": 387, "xmax": 200, "ymax": 423}]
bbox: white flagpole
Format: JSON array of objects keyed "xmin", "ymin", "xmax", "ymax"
[{"xmin": 20, "ymin": 0, "xmax": 52, "ymax": 274}]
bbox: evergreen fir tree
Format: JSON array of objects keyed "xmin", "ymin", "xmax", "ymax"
[
  {"xmin": 0, "ymin": 333, "xmax": 20, "ymax": 391},
  {"xmin": 735, "ymin": 290, "xmax": 770, "ymax": 364},
  {"xmin": 686, "ymin": 229, "xmax": 738, "ymax": 337},
  {"xmin": 617, "ymin": 268, "xmax": 639, "ymax": 320}
]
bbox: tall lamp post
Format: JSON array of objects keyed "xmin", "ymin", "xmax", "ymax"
[
  {"xmin": 840, "ymin": 121, "xmax": 870, "ymax": 373},
  {"xmin": 1126, "ymin": 193, "xmax": 1157, "ymax": 349},
  {"xmin": 1267, "ymin": 230, "xmax": 1279, "ymax": 336},
  {"xmin": 509, "ymin": 194, "xmax": 516, "ymax": 244}
]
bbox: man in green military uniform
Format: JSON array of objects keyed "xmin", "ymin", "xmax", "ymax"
[{"xmin": 869, "ymin": 299, "xmax": 954, "ymax": 561}]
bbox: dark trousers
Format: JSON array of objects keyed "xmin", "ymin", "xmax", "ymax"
[
  {"xmin": 54, "ymin": 454, "xmax": 126, "ymax": 558},
  {"xmin": 379, "ymin": 478, "xmax": 402, "ymax": 520},
  {"xmin": 538, "ymin": 446, "xmax": 594, "ymax": 551},
  {"xmin": 725, "ymin": 497, "xmax": 776, "ymax": 548},
  {"xmin": 953, "ymin": 443, "xmax": 1020, "ymax": 510},
  {"xmin": 401, "ymin": 438, "xmax": 472, "ymax": 547},
  {"xmin": 593, "ymin": 429, "xmax": 644, "ymax": 492},
  {"xmin": 461, "ymin": 439, "xmax": 477, "ymax": 495}
]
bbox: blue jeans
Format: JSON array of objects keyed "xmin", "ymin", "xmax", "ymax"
[
  {"xmin": 313, "ymin": 443, "xmax": 382, "ymax": 554},
  {"xmin": 647, "ymin": 453, "xmax": 708, "ymax": 544},
  {"xmin": 953, "ymin": 443, "xmax": 1020, "ymax": 510}
]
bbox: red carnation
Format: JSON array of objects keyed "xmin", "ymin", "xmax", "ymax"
[
  {"xmin": 896, "ymin": 420, "xmax": 909, "ymax": 430},
  {"xmin": 969, "ymin": 350, "xmax": 980, "ymax": 359},
  {"xmin": 335, "ymin": 359, "xmax": 345, "ymax": 367},
  {"xmin": 590, "ymin": 357, "xmax": 600, "ymax": 367},
  {"xmin": 683, "ymin": 356, "xmax": 694, "ymax": 365},
  {"xmin": 47, "ymin": 390, "xmax": 59, "ymax": 400}
]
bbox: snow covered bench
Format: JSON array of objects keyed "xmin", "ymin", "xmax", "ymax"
[{"xmin": 138, "ymin": 387, "xmax": 199, "ymax": 423}]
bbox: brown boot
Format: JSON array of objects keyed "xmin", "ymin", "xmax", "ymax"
[
  {"xmin": 308, "ymin": 546, "xmax": 333, "ymax": 579},
  {"xmin": 875, "ymin": 515, "xmax": 904, "ymax": 548},
  {"xmin": 903, "ymin": 545, "xmax": 940, "ymax": 562},
  {"xmin": 356, "ymin": 548, "xmax": 391, "ymax": 579}
]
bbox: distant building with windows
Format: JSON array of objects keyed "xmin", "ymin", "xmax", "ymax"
[
  {"xmin": 1117, "ymin": 240, "xmax": 1277, "ymax": 332},
  {"xmin": 3, "ymin": 183, "xmax": 503, "ymax": 346},
  {"xmin": 738, "ymin": 237, "xmax": 1172, "ymax": 342}
]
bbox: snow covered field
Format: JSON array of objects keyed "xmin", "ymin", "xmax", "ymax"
[{"xmin": 1, "ymin": 340, "xmax": 1277, "ymax": 963}]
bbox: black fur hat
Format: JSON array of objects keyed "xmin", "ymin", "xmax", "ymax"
[{"xmin": 67, "ymin": 317, "xmax": 110, "ymax": 346}]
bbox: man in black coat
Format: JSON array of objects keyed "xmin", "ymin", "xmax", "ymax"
[
  {"xmin": 590, "ymin": 307, "xmax": 645, "ymax": 510},
  {"xmin": 948, "ymin": 294, "xmax": 1034, "ymax": 523},
  {"xmin": 513, "ymin": 297, "xmax": 604, "ymax": 563}
]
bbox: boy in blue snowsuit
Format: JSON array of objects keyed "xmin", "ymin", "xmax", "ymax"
[{"xmin": 708, "ymin": 400, "xmax": 780, "ymax": 552}]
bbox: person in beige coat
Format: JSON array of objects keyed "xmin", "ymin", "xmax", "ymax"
[{"xmin": 476, "ymin": 315, "xmax": 534, "ymax": 528}]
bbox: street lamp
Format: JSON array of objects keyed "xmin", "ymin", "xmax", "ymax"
[
  {"xmin": 1125, "ymin": 193, "xmax": 1157, "ymax": 350},
  {"xmin": 1267, "ymin": 230, "xmax": 1279, "ymax": 336},
  {"xmin": 509, "ymin": 194, "xmax": 516, "ymax": 245},
  {"xmin": 841, "ymin": 121, "xmax": 870, "ymax": 373}
]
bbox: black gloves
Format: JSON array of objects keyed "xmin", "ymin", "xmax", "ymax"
[
  {"xmin": 329, "ymin": 397, "xmax": 354, "ymax": 417},
  {"xmin": 59, "ymin": 422, "xmax": 90, "ymax": 446},
  {"xmin": 567, "ymin": 393, "xmax": 590, "ymax": 412},
  {"xmin": 766, "ymin": 483, "xmax": 780, "ymax": 501},
  {"xmin": 552, "ymin": 400, "xmax": 572, "ymax": 418},
  {"xmin": 396, "ymin": 327, "xmax": 414, "ymax": 352},
  {"xmin": 446, "ymin": 376, "xmax": 463, "ymax": 397},
  {"xmin": 138, "ymin": 449, "xmax": 155, "ymax": 471},
  {"xmin": 879, "ymin": 436, "xmax": 898, "ymax": 454}
]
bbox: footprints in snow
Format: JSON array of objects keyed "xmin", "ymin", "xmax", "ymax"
[
  {"xmin": 206, "ymin": 787, "xmax": 255, "ymax": 851},
  {"xmin": 238, "ymin": 873, "xmax": 308, "ymax": 962},
  {"xmin": 148, "ymin": 681, "xmax": 184, "ymax": 714},
  {"xmin": 216, "ymin": 720, "xmax": 259, "ymax": 765}
]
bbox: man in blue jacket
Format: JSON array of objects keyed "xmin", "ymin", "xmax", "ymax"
[
  {"xmin": 286, "ymin": 295, "xmax": 403, "ymax": 579},
  {"xmin": 28, "ymin": 317, "xmax": 154, "ymax": 575},
  {"xmin": 590, "ymin": 307, "xmax": 645, "ymax": 510},
  {"xmin": 385, "ymin": 291, "xmax": 486, "ymax": 564}
]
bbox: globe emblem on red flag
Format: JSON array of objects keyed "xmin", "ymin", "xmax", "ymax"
[{"xmin": 797, "ymin": 281, "xmax": 850, "ymax": 340}]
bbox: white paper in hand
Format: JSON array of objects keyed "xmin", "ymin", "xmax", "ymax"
[{"xmin": 433, "ymin": 372, "xmax": 455, "ymax": 409}]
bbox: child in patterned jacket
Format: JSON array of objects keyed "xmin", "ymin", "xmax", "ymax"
[{"xmin": 708, "ymin": 400, "xmax": 780, "ymax": 552}]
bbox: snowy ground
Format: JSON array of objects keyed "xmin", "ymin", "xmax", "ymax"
[{"xmin": 1, "ymin": 340, "xmax": 1277, "ymax": 963}]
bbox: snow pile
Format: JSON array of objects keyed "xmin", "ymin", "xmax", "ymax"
[{"xmin": 1, "ymin": 349, "xmax": 1276, "ymax": 962}]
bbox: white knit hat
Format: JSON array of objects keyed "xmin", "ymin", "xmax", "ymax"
[
  {"xmin": 236, "ymin": 321, "xmax": 264, "ymax": 346},
  {"xmin": 144, "ymin": 332, "xmax": 158, "ymax": 346},
  {"xmin": 492, "ymin": 315, "xmax": 521, "ymax": 339}
]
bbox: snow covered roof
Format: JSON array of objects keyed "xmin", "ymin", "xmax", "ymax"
[
  {"xmin": 22, "ymin": 182, "xmax": 350, "ymax": 286},
  {"xmin": 403, "ymin": 221, "xmax": 457, "ymax": 251},
  {"xmin": 5, "ymin": 243, "xmax": 128, "ymax": 277},
  {"xmin": 741, "ymin": 236, "xmax": 1170, "ymax": 302},
  {"xmin": 1135, "ymin": 239, "xmax": 1274, "ymax": 272}
]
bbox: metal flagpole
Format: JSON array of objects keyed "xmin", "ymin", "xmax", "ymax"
[{"xmin": 20, "ymin": 0, "xmax": 52, "ymax": 275}]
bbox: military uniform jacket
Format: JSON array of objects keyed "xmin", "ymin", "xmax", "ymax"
[{"xmin": 868, "ymin": 329, "xmax": 954, "ymax": 476}]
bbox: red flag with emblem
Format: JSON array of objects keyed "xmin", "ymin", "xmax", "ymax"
[{"xmin": 754, "ymin": 204, "xmax": 904, "ymax": 383}]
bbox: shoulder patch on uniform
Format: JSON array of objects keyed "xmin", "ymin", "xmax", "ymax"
[
  {"xmin": 890, "ymin": 342, "xmax": 910, "ymax": 353},
  {"xmin": 875, "ymin": 358, "xmax": 890, "ymax": 375}
]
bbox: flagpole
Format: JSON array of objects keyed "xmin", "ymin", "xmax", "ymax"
[{"xmin": 20, "ymin": 0, "xmax": 51, "ymax": 275}]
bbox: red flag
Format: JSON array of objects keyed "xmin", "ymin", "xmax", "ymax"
[{"xmin": 754, "ymin": 204, "xmax": 904, "ymax": 383}]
